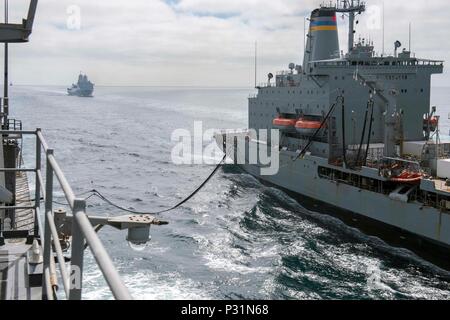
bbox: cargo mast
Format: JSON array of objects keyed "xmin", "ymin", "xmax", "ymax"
[{"xmin": 334, "ymin": 0, "xmax": 366, "ymax": 53}]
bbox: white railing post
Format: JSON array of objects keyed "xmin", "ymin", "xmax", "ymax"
[
  {"xmin": 69, "ymin": 199, "xmax": 86, "ymax": 300},
  {"xmin": 34, "ymin": 128, "xmax": 41, "ymax": 236},
  {"xmin": 42, "ymin": 149, "xmax": 54, "ymax": 300}
]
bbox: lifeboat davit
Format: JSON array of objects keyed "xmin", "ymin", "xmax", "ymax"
[
  {"xmin": 295, "ymin": 118, "xmax": 322, "ymax": 136},
  {"xmin": 273, "ymin": 118, "xmax": 297, "ymax": 132},
  {"xmin": 390, "ymin": 171, "xmax": 423, "ymax": 184}
]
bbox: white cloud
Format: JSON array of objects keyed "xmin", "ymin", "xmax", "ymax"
[{"xmin": 4, "ymin": 0, "xmax": 449, "ymax": 86}]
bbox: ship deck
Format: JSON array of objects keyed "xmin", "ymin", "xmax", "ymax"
[
  {"xmin": 14, "ymin": 171, "xmax": 35, "ymax": 231},
  {"xmin": 0, "ymin": 171, "xmax": 41, "ymax": 300},
  {"xmin": 433, "ymin": 178, "xmax": 450, "ymax": 196}
]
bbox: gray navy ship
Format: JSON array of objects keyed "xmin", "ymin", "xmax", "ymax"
[
  {"xmin": 216, "ymin": 0, "xmax": 450, "ymax": 267},
  {"xmin": 67, "ymin": 74, "xmax": 94, "ymax": 97}
]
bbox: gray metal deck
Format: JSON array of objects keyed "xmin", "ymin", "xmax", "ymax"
[
  {"xmin": 14, "ymin": 171, "xmax": 35, "ymax": 231},
  {"xmin": 0, "ymin": 171, "xmax": 41, "ymax": 300}
]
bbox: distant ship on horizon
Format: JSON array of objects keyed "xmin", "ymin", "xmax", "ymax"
[{"xmin": 68, "ymin": 73, "xmax": 94, "ymax": 97}]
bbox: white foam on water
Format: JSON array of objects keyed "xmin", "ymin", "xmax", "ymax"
[
  {"xmin": 193, "ymin": 233, "xmax": 272, "ymax": 275},
  {"xmin": 82, "ymin": 268, "xmax": 212, "ymax": 300}
]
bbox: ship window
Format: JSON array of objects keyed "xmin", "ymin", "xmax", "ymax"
[
  {"xmin": 335, "ymin": 76, "xmax": 338, "ymax": 80},
  {"xmin": 421, "ymin": 88, "xmax": 424, "ymax": 93}
]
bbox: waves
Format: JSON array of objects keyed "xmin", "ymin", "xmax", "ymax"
[{"xmin": 14, "ymin": 85, "xmax": 450, "ymax": 300}]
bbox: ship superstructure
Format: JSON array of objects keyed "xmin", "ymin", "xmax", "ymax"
[
  {"xmin": 216, "ymin": 0, "xmax": 450, "ymax": 265},
  {"xmin": 68, "ymin": 74, "xmax": 94, "ymax": 97}
]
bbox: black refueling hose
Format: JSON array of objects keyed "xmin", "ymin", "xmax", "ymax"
[
  {"xmin": 356, "ymin": 100, "xmax": 370, "ymax": 166},
  {"xmin": 149, "ymin": 154, "xmax": 227, "ymax": 214},
  {"xmin": 59, "ymin": 154, "xmax": 228, "ymax": 215},
  {"xmin": 364, "ymin": 99, "xmax": 375, "ymax": 166}
]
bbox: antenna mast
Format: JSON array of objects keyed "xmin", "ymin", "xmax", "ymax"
[
  {"xmin": 335, "ymin": 0, "xmax": 366, "ymax": 53},
  {"xmin": 303, "ymin": 17, "xmax": 306, "ymax": 62},
  {"xmin": 3, "ymin": 0, "xmax": 8, "ymax": 123},
  {"xmin": 382, "ymin": 0, "xmax": 385, "ymax": 55},
  {"xmin": 254, "ymin": 41, "xmax": 257, "ymax": 88},
  {"xmin": 409, "ymin": 22, "xmax": 411, "ymax": 52}
]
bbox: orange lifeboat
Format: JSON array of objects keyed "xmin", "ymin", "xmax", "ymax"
[
  {"xmin": 295, "ymin": 118, "xmax": 322, "ymax": 135},
  {"xmin": 273, "ymin": 118, "xmax": 297, "ymax": 132},
  {"xmin": 390, "ymin": 171, "xmax": 423, "ymax": 184}
]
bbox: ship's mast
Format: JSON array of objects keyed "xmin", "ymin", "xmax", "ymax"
[
  {"xmin": 3, "ymin": 0, "xmax": 8, "ymax": 124},
  {"xmin": 334, "ymin": 0, "xmax": 366, "ymax": 53}
]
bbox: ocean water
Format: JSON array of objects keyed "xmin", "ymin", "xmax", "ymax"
[{"xmin": 10, "ymin": 85, "xmax": 450, "ymax": 300}]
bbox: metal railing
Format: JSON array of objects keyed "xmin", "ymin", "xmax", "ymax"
[{"xmin": 0, "ymin": 128, "xmax": 132, "ymax": 300}]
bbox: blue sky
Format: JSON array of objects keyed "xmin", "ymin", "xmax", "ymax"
[{"xmin": 5, "ymin": 0, "xmax": 449, "ymax": 86}]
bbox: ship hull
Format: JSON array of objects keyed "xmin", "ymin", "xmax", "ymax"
[
  {"xmin": 217, "ymin": 135, "xmax": 450, "ymax": 269},
  {"xmin": 242, "ymin": 163, "xmax": 450, "ymax": 270},
  {"xmin": 67, "ymin": 87, "xmax": 94, "ymax": 97}
]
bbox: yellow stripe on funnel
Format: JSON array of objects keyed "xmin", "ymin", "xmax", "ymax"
[{"xmin": 310, "ymin": 26, "xmax": 337, "ymax": 31}]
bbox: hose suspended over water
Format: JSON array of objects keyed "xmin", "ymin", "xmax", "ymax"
[{"xmin": 53, "ymin": 155, "xmax": 227, "ymax": 215}]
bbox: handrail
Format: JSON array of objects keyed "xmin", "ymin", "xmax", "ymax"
[
  {"xmin": 36, "ymin": 130, "xmax": 49, "ymax": 152},
  {"xmin": 46, "ymin": 209, "xmax": 70, "ymax": 296},
  {"xmin": 47, "ymin": 154, "xmax": 75, "ymax": 208},
  {"xmin": 4, "ymin": 128, "xmax": 132, "ymax": 300},
  {"xmin": 73, "ymin": 210, "xmax": 131, "ymax": 300}
]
